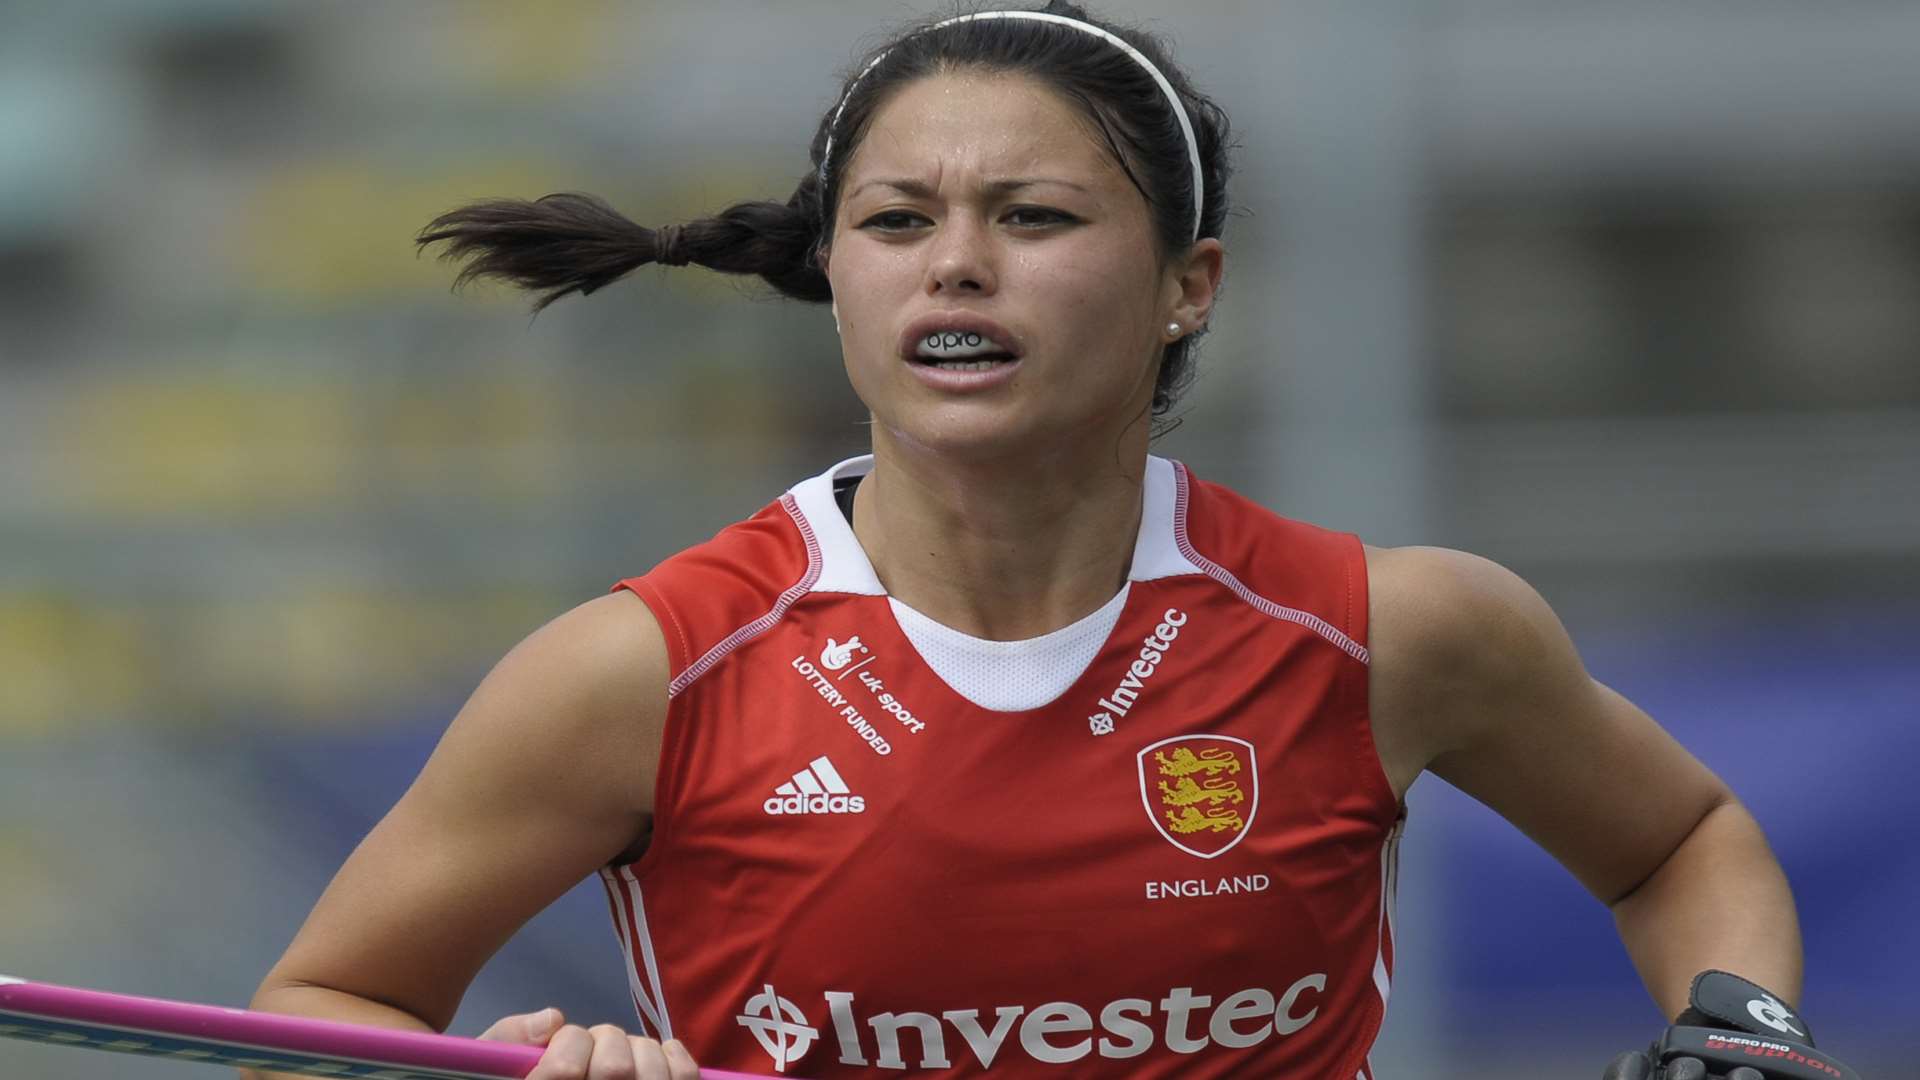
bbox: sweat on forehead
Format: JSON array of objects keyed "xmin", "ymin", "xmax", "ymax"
[
  {"xmin": 816, "ymin": 9, "xmax": 1207, "ymax": 244},
  {"xmin": 838, "ymin": 72, "xmax": 1127, "ymax": 201}
]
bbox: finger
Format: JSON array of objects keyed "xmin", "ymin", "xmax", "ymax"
[
  {"xmin": 587, "ymin": 1024, "xmax": 638, "ymax": 1080},
  {"xmin": 626, "ymin": 1034, "xmax": 671, "ymax": 1079},
  {"xmin": 1665, "ymin": 1056, "xmax": 1708, "ymax": 1080},
  {"xmin": 1727, "ymin": 1069, "xmax": 1766, "ymax": 1080},
  {"xmin": 1600, "ymin": 1050, "xmax": 1652, "ymax": 1080},
  {"xmin": 480, "ymin": 1007, "xmax": 564, "ymax": 1046},
  {"xmin": 528, "ymin": 1023, "xmax": 594, "ymax": 1080},
  {"xmin": 660, "ymin": 1038, "xmax": 701, "ymax": 1080}
]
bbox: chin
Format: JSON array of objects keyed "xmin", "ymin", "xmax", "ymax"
[{"xmin": 880, "ymin": 403, "xmax": 1104, "ymax": 464}]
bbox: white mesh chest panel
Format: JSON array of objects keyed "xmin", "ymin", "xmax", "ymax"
[
  {"xmin": 786, "ymin": 454, "xmax": 1201, "ymax": 713},
  {"xmin": 887, "ymin": 586, "xmax": 1129, "ymax": 712}
]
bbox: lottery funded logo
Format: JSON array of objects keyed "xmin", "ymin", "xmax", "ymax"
[
  {"xmin": 788, "ymin": 631, "xmax": 928, "ymax": 757},
  {"xmin": 736, "ymin": 983, "xmax": 818, "ymax": 1072},
  {"xmin": 1138, "ymin": 734, "xmax": 1258, "ymax": 859},
  {"xmin": 820, "ymin": 636, "xmax": 867, "ymax": 671}
]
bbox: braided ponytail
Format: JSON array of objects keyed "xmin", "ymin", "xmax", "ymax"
[
  {"xmin": 416, "ymin": 172, "xmax": 831, "ymax": 312},
  {"xmin": 421, "ymin": 1, "xmax": 1233, "ymax": 422}
]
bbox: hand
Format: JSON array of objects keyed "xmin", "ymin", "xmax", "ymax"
[
  {"xmin": 1600, "ymin": 971, "xmax": 1863, "ymax": 1080},
  {"xmin": 1603, "ymin": 1041, "xmax": 1856, "ymax": 1080},
  {"xmin": 1601, "ymin": 1049, "xmax": 1761, "ymax": 1079},
  {"xmin": 481, "ymin": 1007, "xmax": 701, "ymax": 1080}
]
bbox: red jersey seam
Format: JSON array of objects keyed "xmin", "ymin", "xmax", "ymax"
[
  {"xmin": 1345, "ymin": 539, "xmax": 1356, "ymax": 639},
  {"xmin": 619, "ymin": 577, "xmax": 690, "ymax": 678},
  {"xmin": 1172, "ymin": 461, "xmax": 1372, "ymax": 665},
  {"xmin": 664, "ymin": 493, "xmax": 822, "ymax": 698}
]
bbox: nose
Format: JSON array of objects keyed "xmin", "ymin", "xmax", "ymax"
[{"xmin": 924, "ymin": 211, "xmax": 997, "ymax": 296}]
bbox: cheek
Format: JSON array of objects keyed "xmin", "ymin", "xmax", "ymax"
[
  {"xmin": 1039, "ymin": 254, "xmax": 1163, "ymax": 352},
  {"xmin": 831, "ymin": 254, "xmax": 913, "ymax": 334},
  {"xmin": 835, "ymin": 309, "xmax": 895, "ymax": 408}
]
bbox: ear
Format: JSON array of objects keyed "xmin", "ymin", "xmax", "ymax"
[
  {"xmin": 816, "ymin": 246, "xmax": 841, "ymax": 332},
  {"xmin": 1164, "ymin": 237, "xmax": 1224, "ymax": 334}
]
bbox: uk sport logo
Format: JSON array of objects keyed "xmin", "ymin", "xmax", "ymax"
[
  {"xmin": 763, "ymin": 756, "xmax": 866, "ymax": 816},
  {"xmin": 820, "ymin": 636, "xmax": 868, "ymax": 671}
]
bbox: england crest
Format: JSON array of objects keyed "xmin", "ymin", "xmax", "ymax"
[{"xmin": 1137, "ymin": 734, "xmax": 1259, "ymax": 859}]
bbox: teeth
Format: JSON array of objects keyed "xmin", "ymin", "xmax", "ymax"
[
  {"xmin": 932, "ymin": 359, "xmax": 1004, "ymax": 371},
  {"xmin": 918, "ymin": 330, "xmax": 1008, "ymax": 360}
]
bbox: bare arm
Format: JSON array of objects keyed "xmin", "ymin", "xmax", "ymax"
[
  {"xmin": 1608, "ymin": 791, "xmax": 1802, "ymax": 1017},
  {"xmin": 243, "ymin": 589, "xmax": 676, "ymax": 1077},
  {"xmin": 1366, "ymin": 545, "xmax": 1802, "ymax": 1019}
]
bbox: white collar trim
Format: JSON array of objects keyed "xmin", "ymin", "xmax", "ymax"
[
  {"xmin": 785, "ymin": 453, "xmax": 1202, "ymax": 597},
  {"xmin": 788, "ymin": 454, "xmax": 885, "ymax": 595}
]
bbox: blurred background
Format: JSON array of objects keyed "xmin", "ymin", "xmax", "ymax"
[{"xmin": 2, "ymin": 1, "xmax": 1915, "ymax": 1077}]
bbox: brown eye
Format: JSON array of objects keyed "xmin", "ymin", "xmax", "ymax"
[
  {"xmin": 1007, "ymin": 207, "xmax": 1074, "ymax": 227},
  {"xmin": 860, "ymin": 211, "xmax": 928, "ymax": 231}
]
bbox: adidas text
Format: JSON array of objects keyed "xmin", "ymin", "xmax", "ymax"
[
  {"xmin": 764, "ymin": 756, "xmax": 867, "ymax": 816},
  {"xmin": 764, "ymin": 793, "xmax": 866, "ymax": 815}
]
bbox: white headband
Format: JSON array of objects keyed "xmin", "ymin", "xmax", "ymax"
[{"xmin": 819, "ymin": 10, "xmax": 1205, "ymax": 242}]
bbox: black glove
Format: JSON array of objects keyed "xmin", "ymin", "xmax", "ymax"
[{"xmin": 1601, "ymin": 970, "xmax": 1863, "ymax": 1080}]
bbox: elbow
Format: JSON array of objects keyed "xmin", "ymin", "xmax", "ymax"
[{"xmin": 1604, "ymin": 788, "xmax": 1743, "ymax": 909}]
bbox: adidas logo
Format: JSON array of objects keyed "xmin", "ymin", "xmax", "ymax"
[{"xmin": 763, "ymin": 756, "xmax": 866, "ymax": 816}]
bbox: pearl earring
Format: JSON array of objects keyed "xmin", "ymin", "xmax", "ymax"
[{"xmin": 1166, "ymin": 322, "xmax": 1182, "ymax": 338}]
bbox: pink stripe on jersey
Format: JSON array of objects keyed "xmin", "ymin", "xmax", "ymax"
[
  {"xmin": 619, "ymin": 868, "xmax": 674, "ymax": 1040},
  {"xmin": 666, "ymin": 494, "xmax": 823, "ymax": 697},
  {"xmin": 596, "ymin": 870, "xmax": 631, "ymax": 985},
  {"xmin": 1171, "ymin": 462, "xmax": 1371, "ymax": 665},
  {"xmin": 1372, "ymin": 818, "xmax": 1403, "ymax": 1009},
  {"xmin": 598, "ymin": 868, "xmax": 657, "ymax": 1037}
]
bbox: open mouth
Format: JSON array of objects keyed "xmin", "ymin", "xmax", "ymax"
[{"xmin": 911, "ymin": 330, "xmax": 1018, "ymax": 370}]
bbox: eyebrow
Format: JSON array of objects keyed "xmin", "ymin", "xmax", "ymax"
[{"xmin": 846, "ymin": 177, "xmax": 1093, "ymax": 200}]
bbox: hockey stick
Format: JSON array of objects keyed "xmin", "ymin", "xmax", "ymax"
[{"xmin": 0, "ymin": 975, "xmax": 777, "ymax": 1080}]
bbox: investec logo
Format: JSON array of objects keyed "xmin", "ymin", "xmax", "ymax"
[
  {"xmin": 1088, "ymin": 608, "xmax": 1188, "ymax": 736},
  {"xmin": 735, "ymin": 977, "xmax": 1327, "ymax": 1071}
]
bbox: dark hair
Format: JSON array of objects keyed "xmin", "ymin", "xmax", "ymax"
[{"xmin": 417, "ymin": 0, "xmax": 1234, "ymax": 418}]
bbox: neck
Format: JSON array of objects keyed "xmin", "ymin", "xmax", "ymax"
[{"xmin": 853, "ymin": 426, "xmax": 1150, "ymax": 641}]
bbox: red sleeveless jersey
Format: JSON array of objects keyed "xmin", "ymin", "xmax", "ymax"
[{"xmin": 604, "ymin": 455, "xmax": 1402, "ymax": 1078}]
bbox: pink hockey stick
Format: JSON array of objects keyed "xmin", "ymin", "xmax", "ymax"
[{"xmin": 0, "ymin": 975, "xmax": 777, "ymax": 1080}]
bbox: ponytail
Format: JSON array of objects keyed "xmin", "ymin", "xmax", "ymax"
[{"xmin": 416, "ymin": 173, "xmax": 831, "ymax": 312}]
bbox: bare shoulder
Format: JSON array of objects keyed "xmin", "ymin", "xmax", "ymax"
[
  {"xmin": 1364, "ymin": 544, "xmax": 1561, "ymax": 685},
  {"xmin": 1362, "ymin": 544, "xmax": 1729, "ymax": 903},
  {"xmin": 413, "ymin": 588, "xmax": 672, "ymax": 827},
  {"xmin": 260, "ymin": 589, "xmax": 671, "ymax": 1030},
  {"xmin": 1363, "ymin": 544, "xmax": 1564, "ymax": 800}
]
